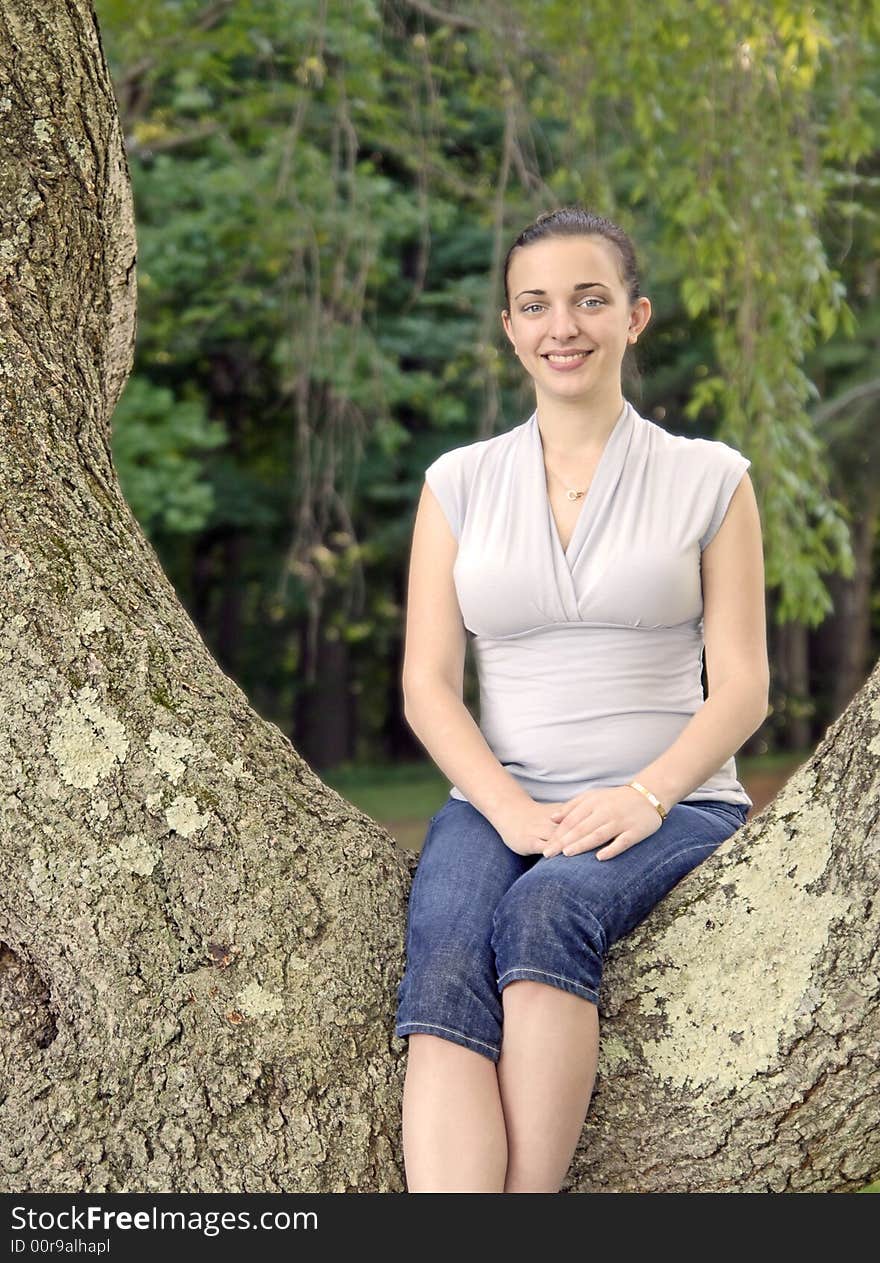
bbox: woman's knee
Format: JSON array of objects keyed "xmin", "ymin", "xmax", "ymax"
[
  {"xmin": 406, "ymin": 1031, "xmax": 499, "ymax": 1068},
  {"xmin": 398, "ymin": 937, "xmax": 500, "ymax": 1022},
  {"xmin": 490, "ymin": 870, "xmax": 607, "ymax": 955},
  {"xmin": 395, "ymin": 937, "xmax": 504, "ymax": 1062},
  {"xmin": 408, "ymin": 937, "xmax": 494, "ymax": 984},
  {"xmin": 489, "ymin": 874, "xmax": 607, "ymax": 1001}
]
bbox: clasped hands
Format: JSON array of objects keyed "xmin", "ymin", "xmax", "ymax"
[{"xmin": 495, "ymin": 785, "xmax": 664, "ymax": 861}]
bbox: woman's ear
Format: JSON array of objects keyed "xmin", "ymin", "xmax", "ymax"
[
  {"xmin": 501, "ymin": 309, "xmax": 518, "ymax": 354},
  {"xmin": 631, "ymin": 295, "xmax": 652, "ymax": 340}
]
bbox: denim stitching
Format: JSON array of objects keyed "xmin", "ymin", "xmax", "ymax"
[
  {"xmin": 652, "ymin": 840, "xmax": 728, "ymax": 876},
  {"xmin": 406, "ymin": 810, "xmax": 444, "ymax": 905},
  {"xmin": 395, "ymin": 1021, "xmax": 500, "ymax": 1055},
  {"xmin": 496, "ymin": 966, "xmax": 599, "ymax": 999},
  {"xmin": 397, "ymin": 810, "xmax": 446, "ymax": 1002}
]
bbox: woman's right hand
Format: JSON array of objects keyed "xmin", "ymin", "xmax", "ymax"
[{"xmin": 491, "ymin": 799, "xmax": 569, "ymax": 857}]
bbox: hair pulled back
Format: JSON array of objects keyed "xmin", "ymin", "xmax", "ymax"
[{"xmin": 502, "ymin": 205, "xmax": 641, "ymax": 313}]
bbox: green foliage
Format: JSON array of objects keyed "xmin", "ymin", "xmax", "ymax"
[
  {"xmin": 111, "ymin": 376, "xmax": 226, "ymax": 533},
  {"xmin": 94, "ymin": 0, "xmax": 880, "ymax": 752},
  {"xmin": 511, "ymin": 0, "xmax": 879, "ymax": 625}
]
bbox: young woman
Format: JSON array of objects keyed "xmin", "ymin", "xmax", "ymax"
[{"xmin": 394, "ymin": 206, "xmax": 769, "ymax": 1193}]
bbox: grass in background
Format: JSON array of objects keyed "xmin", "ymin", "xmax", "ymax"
[{"xmin": 322, "ymin": 759, "xmax": 449, "ymax": 851}]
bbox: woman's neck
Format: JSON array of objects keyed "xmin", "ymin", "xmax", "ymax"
[{"xmin": 533, "ymin": 385, "xmax": 626, "ymax": 458}]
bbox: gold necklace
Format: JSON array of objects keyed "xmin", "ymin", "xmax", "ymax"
[{"xmin": 545, "ymin": 462, "xmax": 590, "ymax": 501}]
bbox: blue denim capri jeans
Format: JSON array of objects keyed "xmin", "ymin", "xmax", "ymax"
[{"xmin": 395, "ymin": 794, "xmax": 750, "ymax": 1063}]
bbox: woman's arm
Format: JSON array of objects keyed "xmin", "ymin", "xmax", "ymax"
[
  {"xmin": 401, "ymin": 481, "xmax": 532, "ymax": 827},
  {"xmin": 629, "ymin": 471, "xmax": 770, "ymax": 808}
]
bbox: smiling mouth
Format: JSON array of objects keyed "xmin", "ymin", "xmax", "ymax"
[{"xmin": 542, "ymin": 350, "xmax": 594, "ymax": 362}]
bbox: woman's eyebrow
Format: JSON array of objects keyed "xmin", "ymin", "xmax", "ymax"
[{"xmin": 514, "ymin": 282, "xmax": 612, "ymax": 299}]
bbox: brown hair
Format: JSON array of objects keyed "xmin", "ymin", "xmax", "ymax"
[{"xmin": 502, "ymin": 205, "xmax": 641, "ymax": 313}]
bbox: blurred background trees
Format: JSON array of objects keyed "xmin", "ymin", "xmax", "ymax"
[{"xmin": 96, "ymin": 0, "xmax": 880, "ymax": 834}]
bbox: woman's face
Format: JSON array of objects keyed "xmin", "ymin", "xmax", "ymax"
[{"xmin": 501, "ymin": 234, "xmax": 651, "ymax": 398}]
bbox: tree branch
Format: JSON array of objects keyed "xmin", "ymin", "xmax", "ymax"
[{"xmin": 398, "ymin": 0, "xmax": 482, "ymax": 32}]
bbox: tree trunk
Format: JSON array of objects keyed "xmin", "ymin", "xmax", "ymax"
[{"xmin": 1, "ymin": 0, "xmax": 878, "ymax": 1195}]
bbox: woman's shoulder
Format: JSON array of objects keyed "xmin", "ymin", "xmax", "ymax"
[
  {"xmin": 425, "ymin": 418, "xmax": 525, "ymax": 480},
  {"xmin": 423, "ymin": 420, "xmax": 527, "ymax": 543},
  {"xmin": 641, "ymin": 414, "xmax": 750, "ymax": 474},
  {"xmin": 637, "ymin": 416, "xmax": 752, "ymax": 550}
]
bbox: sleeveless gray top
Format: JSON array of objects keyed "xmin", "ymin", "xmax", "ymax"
[{"xmin": 425, "ymin": 398, "xmax": 753, "ymax": 808}]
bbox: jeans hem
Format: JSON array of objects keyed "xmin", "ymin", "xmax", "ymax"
[
  {"xmin": 394, "ymin": 1021, "xmax": 501, "ymax": 1064},
  {"xmin": 496, "ymin": 966, "xmax": 599, "ymax": 1003}
]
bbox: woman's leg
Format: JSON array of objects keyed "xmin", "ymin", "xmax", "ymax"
[
  {"xmin": 497, "ymin": 982, "xmax": 599, "ymax": 1192},
  {"xmin": 402, "ymin": 1034, "xmax": 508, "ymax": 1192},
  {"xmin": 490, "ymin": 799, "xmax": 749, "ymax": 1192},
  {"xmin": 394, "ymin": 799, "xmax": 535, "ymax": 1192}
]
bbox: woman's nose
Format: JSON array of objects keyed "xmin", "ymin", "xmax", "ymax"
[{"xmin": 547, "ymin": 306, "xmax": 581, "ymax": 339}]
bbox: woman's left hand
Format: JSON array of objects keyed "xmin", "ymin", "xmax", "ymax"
[{"xmin": 541, "ymin": 785, "xmax": 664, "ymax": 860}]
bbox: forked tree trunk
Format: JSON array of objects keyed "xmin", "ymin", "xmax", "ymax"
[{"xmin": 1, "ymin": 0, "xmax": 878, "ymax": 1194}]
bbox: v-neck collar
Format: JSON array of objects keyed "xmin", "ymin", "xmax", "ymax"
[{"xmin": 526, "ymin": 399, "xmax": 635, "ymax": 617}]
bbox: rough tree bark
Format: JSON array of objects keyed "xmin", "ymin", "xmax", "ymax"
[{"xmin": 1, "ymin": 0, "xmax": 878, "ymax": 1194}]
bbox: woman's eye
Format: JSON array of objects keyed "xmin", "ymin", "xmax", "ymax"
[{"xmin": 520, "ymin": 298, "xmax": 603, "ymax": 314}]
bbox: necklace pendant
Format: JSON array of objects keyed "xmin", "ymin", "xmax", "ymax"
[{"xmin": 566, "ymin": 489, "xmax": 584, "ymax": 501}]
